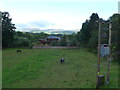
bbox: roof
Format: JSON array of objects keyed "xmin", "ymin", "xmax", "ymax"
[{"xmin": 47, "ymin": 36, "xmax": 61, "ymax": 40}]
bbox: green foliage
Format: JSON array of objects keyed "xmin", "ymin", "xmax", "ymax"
[
  {"xmin": 88, "ymin": 30, "xmax": 98, "ymax": 49},
  {"xmin": 110, "ymin": 14, "xmax": 120, "ymax": 63},
  {"xmin": 50, "ymin": 40, "xmax": 59, "ymax": 46},
  {"xmin": 13, "ymin": 31, "xmax": 31, "ymax": 48},
  {"xmin": 12, "ymin": 31, "xmax": 50, "ymax": 48},
  {"xmin": 13, "ymin": 37, "xmax": 30, "ymax": 47},
  {"xmin": 59, "ymin": 35, "xmax": 67, "ymax": 46},
  {"xmin": 77, "ymin": 13, "xmax": 99, "ymax": 47},
  {"xmin": 2, "ymin": 12, "xmax": 16, "ymax": 47},
  {"xmin": 68, "ymin": 34, "xmax": 79, "ymax": 46}
]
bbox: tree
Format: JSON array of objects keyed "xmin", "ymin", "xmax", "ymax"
[
  {"xmin": 59, "ymin": 35, "xmax": 67, "ymax": 46},
  {"xmin": 2, "ymin": 12, "xmax": 16, "ymax": 47},
  {"xmin": 88, "ymin": 30, "xmax": 98, "ymax": 49},
  {"xmin": 77, "ymin": 13, "xmax": 99, "ymax": 47},
  {"xmin": 79, "ymin": 20, "xmax": 90, "ymax": 46},
  {"xmin": 109, "ymin": 14, "xmax": 120, "ymax": 63},
  {"xmin": 13, "ymin": 37, "xmax": 30, "ymax": 47},
  {"xmin": 68, "ymin": 34, "xmax": 79, "ymax": 46}
]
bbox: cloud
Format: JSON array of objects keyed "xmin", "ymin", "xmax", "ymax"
[
  {"xmin": 42, "ymin": 23, "xmax": 81, "ymax": 30},
  {"xmin": 11, "ymin": 11, "xmax": 86, "ymax": 30},
  {"xmin": 16, "ymin": 20, "xmax": 55, "ymax": 30},
  {"xmin": 2, "ymin": 0, "xmax": 117, "ymax": 31},
  {"xmin": 29, "ymin": 20, "xmax": 55, "ymax": 28},
  {"xmin": 14, "ymin": 13, "xmax": 86, "ymax": 30},
  {"xmin": 16, "ymin": 21, "xmax": 81, "ymax": 31}
]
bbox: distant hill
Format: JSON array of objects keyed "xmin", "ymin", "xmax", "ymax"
[
  {"xmin": 50, "ymin": 30, "xmax": 76, "ymax": 34},
  {"xmin": 17, "ymin": 28, "xmax": 78, "ymax": 34}
]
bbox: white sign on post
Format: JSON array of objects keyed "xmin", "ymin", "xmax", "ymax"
[{"xmin": 100, "ymin": 44, "xmax": 110, "ymax": 57}]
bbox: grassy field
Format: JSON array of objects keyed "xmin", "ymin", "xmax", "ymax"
[{"xmin": 2, "ymin": 48, "xmax": 118, "ymax": 88}]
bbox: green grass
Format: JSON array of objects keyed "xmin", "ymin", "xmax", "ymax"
[{"xmin": 2, "ymin": 48, "xmax": 118, "ymax": 88}]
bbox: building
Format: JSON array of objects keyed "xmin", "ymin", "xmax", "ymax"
[
  {"xmin": 47, "ymin": 36, "xmax": 61, "ymax": 41},
  {"xmin": 39, "ymin": 36, "xmax": 61, "ymax": 45},
  {"xmin": 39, "ymin": 39, "xmax": 48, "ymax": 45}
]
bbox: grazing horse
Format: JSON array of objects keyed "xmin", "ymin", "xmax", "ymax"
[
  {"xmin": 60, "ymin": 58, "xmax": 64, "ymax": 64},
  {"xmin": 16, "ymin": 50, "xmax": 22, "ymax": 53}
]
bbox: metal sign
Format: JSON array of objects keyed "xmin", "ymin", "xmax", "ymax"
[{"xmin": 100, "ymin": 44, "xmax": 110, "ymax": 57}]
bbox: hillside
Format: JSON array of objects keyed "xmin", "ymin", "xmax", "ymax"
[{"xmin": 17, "ymin": 28, "xmax": 78, "ymax": 34}]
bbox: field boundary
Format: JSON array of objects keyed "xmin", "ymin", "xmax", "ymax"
[{"xmin": 33, "ymin": 46, "xmax": 78, "ymax": 49}]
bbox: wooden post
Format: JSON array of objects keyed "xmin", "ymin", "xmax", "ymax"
[
  {"xmin": 96, "ymin": 20, "xmax": 101, "ymax": 89},
  {"xmin": 106, "ymin": 21, "xmax": 112, "ymax": 84}
]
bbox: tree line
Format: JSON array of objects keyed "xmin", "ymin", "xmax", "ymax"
[
  {"xmin": 1, "ymin": 11, "xmax": 120, "ymax": 63},
  {"xmin": 77, "ymin": 13, "xmax": 120, "ymax": 63}
]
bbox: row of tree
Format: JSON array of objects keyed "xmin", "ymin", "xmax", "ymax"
[{"xmin": 76, "ymin": 13, "xmax": 120, "ymax": 63}]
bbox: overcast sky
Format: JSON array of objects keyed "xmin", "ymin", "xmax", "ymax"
[{"xmin": 0, "ymin": 0, "xmax": 118, "ymax": 31}]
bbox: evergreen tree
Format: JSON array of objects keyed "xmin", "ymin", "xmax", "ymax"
[
  {"xmin": 2, "ymin": 12, "xmax": 16, "ymax": 47},
  {"xmin": 77, "ymin": 13, "xmax": 99, "ymax": 47}
]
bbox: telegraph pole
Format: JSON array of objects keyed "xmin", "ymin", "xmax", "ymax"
[
  {"xmin": 96, "ymin": 20, "xmax": 101, "ymax": 89},
  {"xmin": 106, "ymin": 21, "xmax": 112, "ymax": 84}
]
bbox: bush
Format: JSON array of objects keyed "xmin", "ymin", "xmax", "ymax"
[{"xmin": 13, "ymin": 37, "xmax": 30, "ymax": 47}]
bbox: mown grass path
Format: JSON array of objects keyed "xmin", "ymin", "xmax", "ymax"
[{"xmin": 2, "ymin": 48, "xmax": 118, "ymax": 88}]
